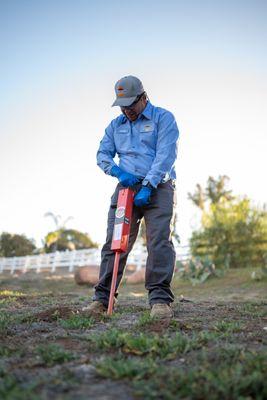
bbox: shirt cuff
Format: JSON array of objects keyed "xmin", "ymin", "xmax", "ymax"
[
  {"xmin": 104, "ymin": 162, "xmax": 117, "ymax": 175},
  {"xmin": 143, "ymin": 174, "xmax": 165, "ymax": 188},
  {"xmin": 142, "ymin": 178, "xmax": 157, "ymax": 188}
]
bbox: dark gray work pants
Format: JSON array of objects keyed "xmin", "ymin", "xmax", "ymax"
[{"xmin": 93, "ymin": 180, "xmax": 177, "ymax": 307}]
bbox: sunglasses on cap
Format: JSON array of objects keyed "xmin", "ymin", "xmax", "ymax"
[{"xmin": 120, "ymin": 92, "xmax": 145, "ymax": 110}]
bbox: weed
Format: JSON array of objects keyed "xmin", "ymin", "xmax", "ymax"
[
  {"xmin": 0, "ymin": 373, "xmax": 39, "ymax": 400},
  {"xmin": 59, "ymin": 314, "xmax": 95, "ymax": 329},
  {"xmin": 133, "ymin": 351, "xmax": 267, "ymax": 400},
  {"xmin": 169, "ymin": 319, "xmax": 180, "ymax": 330},
  {"xmin": 0, "ymin": 298, "xmax": 18, "ymax": 308},
  {"xmin": 239, "ymin": 302, "xmax": 267, "ymax": 318},
  {"xmin": 213, "ymin": 320, "xmax": 242, "ymax": 333},
  {"xmin": 88, "ymin": 328, "xmax": 126, "ymax": 350},
  {"xmin": 89, "ymin": 328, "xmax": 193, "ymax": 359},
  {"xmin": 135, "ymin": 311, "xmax": 154, "ymax": 328},
  {"xmin": 95, "ymin": 355, "xmax": 157, "ymax": 380},
  {"xmin": 0, "ymin": 312, "xmax": 17, "ymax": 335},
  {"xmin": 0, "ymin": 346, "xmax": 15, "ymax": 357},
  {"xmin": 36, "ymin": 343, "xmax": 75, "ymax": 366},
  {"xmin": 194, "ymin": 330, "xmax": 225, "ymax": 346}
]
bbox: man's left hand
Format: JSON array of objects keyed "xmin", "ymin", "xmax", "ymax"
[{"xmin": 134, "ymin": 186, "xmax": 152, "ymax": 207}]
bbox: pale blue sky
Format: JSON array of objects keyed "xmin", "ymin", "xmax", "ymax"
[{"xmin": 0, "ymin": 0, "xmax": 266, "ymax": 247}]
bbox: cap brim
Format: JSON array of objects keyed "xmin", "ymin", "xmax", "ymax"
[{"xmin": 112, "ymin": 95, "xmax": 137, "ymax": 107}]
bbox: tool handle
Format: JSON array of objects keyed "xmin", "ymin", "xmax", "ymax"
[{"xmin": 107, "ymin": 251, "xmax": 121, "ymax": 315}]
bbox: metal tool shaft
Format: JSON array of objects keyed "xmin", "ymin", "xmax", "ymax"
[{"xmin": 107, "ymin": 251, "xmax": 121, "ymax": 315}]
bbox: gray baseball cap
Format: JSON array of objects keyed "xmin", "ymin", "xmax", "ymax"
[{"xmin": 112, "ymin": 76, "xmax": 144, "ymax": 107}]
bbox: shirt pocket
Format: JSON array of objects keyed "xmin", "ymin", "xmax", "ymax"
[
  {"xmin": 139, "ymin": 122, "xmax": 157, "ymax": 149},
  {"xmin": 114, "ymin": 126, "xmax": 131, "ymax": 152}
]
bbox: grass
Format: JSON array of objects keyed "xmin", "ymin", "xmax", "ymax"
[
  {"xmin": 0, "ymin": 374, "xmax": 40, "ymax": 400},
  {"xmin": 135, "ymin": 311, "xmax": 154, "ymax": 328},
  {"xmin": 239, "ymin": 301, "xmax": 267, "ymax": 317},
  {"xmin": 88, "ymin": 328, "xmax": 126, "ymax": 350},
  {"xmin": 36, "ymin": 344, "xmax": 75, "ymax": 366},
  {"xmin": 89, "ymin": 328, "xmax": 201, "ymax": 359},
  {"xmin": 0, "ymin": 311, "xmax": 19, "ymax": 335},
  {"xmin": 132, "ymin": 351, "xmax": 267, "ymax": 400},
  {"xmin": 94, "ymin": 349, "xmax": 267, "ymax": 399},
  {"xmin": 95, "ymin": 355, "xmax": 157, "ymax": 380},
  {"xmin": 0, "ymin": 290, "xmax": 26, "ymax": 309},
  {"xmin": 0, "ymin": 346, "xmax": 15, "ymax": 357},
  {"xmin": 213, "ymin": 320, "xmax": 243, "ymax": 333},
  {"xmin": 59, "ymin": 314, "xmax": 95, "ymax": 329},
  {"xmin": 0, "ymin": 268, "xmax": 266, "ymax": 399}
]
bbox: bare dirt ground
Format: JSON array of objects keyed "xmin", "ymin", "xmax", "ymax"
[{"xmin": 0, "ymin": 268, "xmax": 266, "ymax": 399}]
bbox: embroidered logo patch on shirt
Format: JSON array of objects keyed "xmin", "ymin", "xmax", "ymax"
[{"xmin": 141, "ymin": 123, "xmax": 154, "ymax": 132}]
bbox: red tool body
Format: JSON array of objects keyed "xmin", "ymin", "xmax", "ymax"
[{"xmin": 107, "ymin": 188, "xmax": 135, "ymax": 315}]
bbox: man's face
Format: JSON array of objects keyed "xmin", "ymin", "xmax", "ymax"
[{"xmin": 121, "ymin": 94, "xmax": 147, "ymax": 121}]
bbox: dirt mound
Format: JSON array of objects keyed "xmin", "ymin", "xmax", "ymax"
[{"xmin": 33, "ymin": 306, "xmax": 75, "ymax": 322}]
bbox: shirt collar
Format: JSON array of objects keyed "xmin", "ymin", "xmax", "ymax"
[
  {"xmin": 121, "ymin": 101, "xmax": 153, "ymax": 123},
  {"xmin": 141, "ymin": 101, "xmax": 153, "ymax": 120}
]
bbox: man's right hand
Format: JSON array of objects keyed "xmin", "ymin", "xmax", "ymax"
[{"xmin": 110, "ymin": 166, "xmax": 140, "ymax": 187}]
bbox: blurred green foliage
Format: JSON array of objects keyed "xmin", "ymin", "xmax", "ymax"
[
  {"xmin": 176, "ymin": 256, "xmax": 227, "ymax": 285},
  {"xmin": 0, "ymin": 232, "xmax": 36, "ymax": 257},
  {"xmin": 188, "ymin": 176, "xmax": 267, "ymax": 268},
  {"xmin": 43, "ymin": 228, "xmax": 98, "ymax": 253}
]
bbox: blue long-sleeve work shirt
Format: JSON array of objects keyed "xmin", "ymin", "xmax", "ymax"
[{"xmin": 96, "ymin": 101, "xmax": 179, "ymax": 188}]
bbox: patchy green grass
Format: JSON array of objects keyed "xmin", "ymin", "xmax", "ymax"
[
  {"xmin": 132, "ymin": 351, "xmax": 267, "ymax": 400},
  {"xmin": 135, "ymin": 310, "xmax": 154, "ymax": 328},
  {"xmin": 0, "ymin": 373, "xmax": 40, "ymax": 400},
  {"xmin": 0, "ymin": 268, "xmax": 266, "ymax": 399},
  {"xmin": 213, "ymin": 320, "xmax": 243, "ymax": 333},
  {"xmin": 59, "ymin": 314, "xmax": 95, "ymax": 329},
  {"xmin": 36, "ymin": 344, "xmax": 75, "ymax": 366},
  {"xmin": 238, "ymin": 301, "xmax": 267, "ymax": 317},
  {"xmin": 89, "ymin": 329, "xmax": 201, "ymax": 359},
  {"xmin": 0, "ymin": 346, "xmax": 15, "ymax": 357},
  {"xmin": 95, "ymin": 355, "xmax": 157, "ymax": 380},
  {"xmin": 88, "ymin": 328, "xmax": 126, "ymax": 350},
  {"xmin": 0, "ymin": 311, "xmax": 20, "ymax": 335}
]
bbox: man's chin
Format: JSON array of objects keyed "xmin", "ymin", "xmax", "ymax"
[
  {"xmin": 125, "ymin": 114, "xmax": 138, "ymax": 121},
  {"xmin": 123, "ymin": 110, "xmax": 138, "ymax": 121}
]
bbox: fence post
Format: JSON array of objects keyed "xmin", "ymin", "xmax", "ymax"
[
  {"xmin": 69, "ymin": 250, "xmax": 76, "ymax": 272},
  {"xmin": 52, "ymin": 251, "xmax": 59, "ymax": 273},
  {"xmin": 36, "ymin": 254, "xmax": 42, "ymax": 273},
  {"xmin": 23, "ymin": 256, "xmax": 30, "ymax": 274},
  {"xmin": 11, "ymin": 257, "xmax": 17, "ymax": 274}
]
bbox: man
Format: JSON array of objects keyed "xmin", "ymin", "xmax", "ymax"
[{"xmin": 85, "ymin": 75, "xmax": 179, "ymax": 319}]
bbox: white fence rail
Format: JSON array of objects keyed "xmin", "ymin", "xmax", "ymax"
[{"xmin": 0, "ymin": 246, "xmax": 190, "ymax": 275}]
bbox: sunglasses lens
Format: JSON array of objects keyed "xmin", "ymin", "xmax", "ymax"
[{"xmin": 121, "ymin": 93, "xmax": 144, "ymax": 110}]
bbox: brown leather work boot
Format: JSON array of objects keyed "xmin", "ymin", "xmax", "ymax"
[
  {"xmin": 82, "ymin": 301, "xmax": 107, "ymax": 315},
  {"xmin": 150, "ymin": 303, "xmax": 174, "ymax": 319}
]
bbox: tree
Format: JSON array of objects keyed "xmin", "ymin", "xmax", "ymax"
[
  {"xmin": 187, "ymin": 183, "xmax": 206, "ymax": 211},
  {"xmin": 0, "ymin": 232, "xmax": 36, "ymax": 257},
  {"xmin": 44, "ymin": 229, "xmax": 98, "ymax": 253},
  {"xmin": 188, "ymin": 176, "xmax": 267, "ymax": 268},
  {"xmin": 44, "ymin": 212, "xmax": 74, "ymax": 230},
  {"xmin": 205, "ymin": 175, "xmax": 234, "ymax": 205}
]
